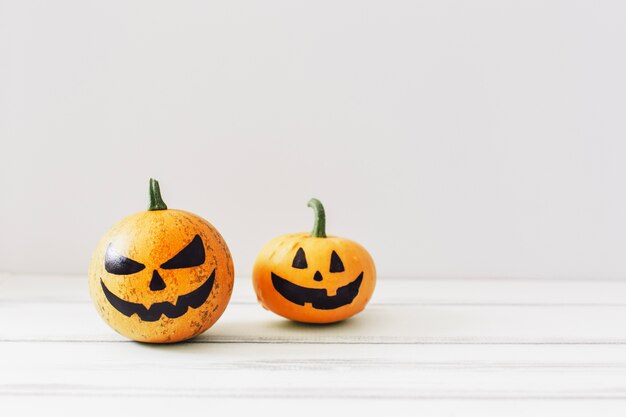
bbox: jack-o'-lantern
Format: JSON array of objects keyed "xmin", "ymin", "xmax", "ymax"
[
  {"xmin": 88, "ymin": 179, "xmax": 234, "ymax": 343},
  {"xmin": 253, "ymin": 198, "xmax": 375, "ymax": 323}
]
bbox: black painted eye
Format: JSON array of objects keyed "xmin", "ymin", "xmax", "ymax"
[
  {"xmin": 161, "ymin": 235, "xmax": 206, "ymax": 269},
  {"xmin": 292, "ymin": 248, "xmax": 308, "ymax": 269},
  {"xmin": 330, "ymin": 250, "xmax": 345, "ymax": 273},
  {"xmin": 105, "ymin": 244, "xmax": 145, "ymax": 275}
]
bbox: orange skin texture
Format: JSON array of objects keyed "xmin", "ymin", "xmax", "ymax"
[
  {"xmin": 88, "ymin": 209, "xmax": 234, "ymax": 343},
  {"xmin": 253, "ymin": 233, "xmax": 376, "ymax": 323}
]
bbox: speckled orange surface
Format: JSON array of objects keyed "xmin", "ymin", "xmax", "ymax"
[{"xmin": 88, "ymin": 209, "xmax": 234, "ymax": 343}]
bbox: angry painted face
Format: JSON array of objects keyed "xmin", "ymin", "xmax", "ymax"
[
  {"xmin": 100, "ymin": 234, "xmax": 215, "ymax": 322},
  {"xmin": 88, "ymin": 180, "xmax": 234, "ymax": 343}
]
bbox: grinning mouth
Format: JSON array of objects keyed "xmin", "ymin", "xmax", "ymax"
[
  {"xmin": 271, "ymin": 272, "xmax": 363, "ymax": 310},
  {"xmin": 101, "ymin": 269, "xmax": 215, "ymax": 322}
]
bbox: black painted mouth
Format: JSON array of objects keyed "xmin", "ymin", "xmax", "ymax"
[
  {"xmin": 271, "ymin": 272, "xmax": 363, "ymax": 310},
  {"xmin": 101, "ymin": 269, "xmax": 215, "ymax": 322}
]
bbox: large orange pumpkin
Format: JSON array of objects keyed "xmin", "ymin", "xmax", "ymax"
[
  {"xmin": 88, "ymin": 179, "xmax": 234, "ymax": 343},
  {"xmin": 253, "ymin": 199, "xmax": 376, "ymax": 323}
]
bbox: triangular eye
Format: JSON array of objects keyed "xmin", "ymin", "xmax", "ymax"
[
  {"xmin": 161, "ymin": 235, "xmax": 205, "ymax": 269},
  {"xmin": 292, "ymin": 248, "xmax": 308, "ymax": 269},
  {"xmin": 105, "ymin": 244, "xmax": 145, "ymax": 275},
  {"xmin": 330, "ymin": 250, "xmax": 345, "ymax": 273}
]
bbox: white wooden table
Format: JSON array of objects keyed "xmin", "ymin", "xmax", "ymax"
[{"xmin": 2, "ymin": 274, "xmax": 626, "ymax": 416}]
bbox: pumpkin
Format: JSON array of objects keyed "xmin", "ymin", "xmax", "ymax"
[
  {"xmin": 252, "ymin": 198, "xmax": 376, "ymax": 323},
  {"xmin": 88, "ymin": 179, "xmax": 234, "ymax": 343}
]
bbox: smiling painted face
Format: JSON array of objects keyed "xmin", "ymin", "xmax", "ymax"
[
  {"xmin": 253, "ymin": 199, "xmax": 376, "ymax": 323},
  {"xmin": 88, "ymin": 180, "xmax": 234, "ymax": 343},
  {"xmin": 271, "ymin": 246, "xmax": 364, "ymax": 310}
]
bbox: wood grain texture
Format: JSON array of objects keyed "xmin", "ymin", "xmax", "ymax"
[{"xmin": 1, "ymin": 274, "xmax": 626, "ymax": 416}]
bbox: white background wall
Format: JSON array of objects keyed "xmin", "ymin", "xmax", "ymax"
[{"xmin": 1, "ymin": 0, "xmax": 625, "ymax": 278}]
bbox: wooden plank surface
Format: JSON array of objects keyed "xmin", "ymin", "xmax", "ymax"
[{"xmin": 1, "ymin": 273, "xmax": 626, "ymax": 416}]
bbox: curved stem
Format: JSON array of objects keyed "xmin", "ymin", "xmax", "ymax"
[
  {"xmin": 148, "ymin": 178, "xmax": 168, "ymax": 211},
  {"xmin": 307, "ymin": 198, "xmax": 327, "ymax": 238}
]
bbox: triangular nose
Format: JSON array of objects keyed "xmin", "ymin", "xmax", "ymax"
[
  {"xmin": 150, "ymin": 270, "xmax": 166, "ymax": 291},
  {"xmin": 313, "ymin": 271, "xmax": 323, "ymax": 282}
]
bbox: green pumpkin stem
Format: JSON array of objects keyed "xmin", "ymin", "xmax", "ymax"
[
  {"xmin": 148, "ymin": 178, "xmax": 168, "ymax": 211},
  {"xmin": 307, "ymin": 198, "xmax": 327, "ymax": 238}
]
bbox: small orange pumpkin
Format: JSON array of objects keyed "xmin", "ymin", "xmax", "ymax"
[
  {"xmin": 253, "ymin": 199, "xmax": 376, "ymax": 323},
  {"xmin": 88, "ymin": 179, "xmax": 234, "ymax": 343}
]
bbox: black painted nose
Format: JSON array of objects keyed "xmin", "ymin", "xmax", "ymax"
[
  {"xmin": 313, "ymin": 271, "xmax": 323, "ymax": 282},
  {"xmin": 150, "ymin": 270, "xmax": 166, "ymax": 291}
]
